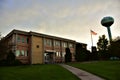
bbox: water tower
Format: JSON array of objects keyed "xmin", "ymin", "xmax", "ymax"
[{"xmin": 101, "ymin": 16, "xmax": 114, "ymax": 43}]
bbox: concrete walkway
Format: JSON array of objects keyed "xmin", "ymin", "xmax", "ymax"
[{"xmin": 59, "ymin": 64, "xmax": 105, "ymax": 80}]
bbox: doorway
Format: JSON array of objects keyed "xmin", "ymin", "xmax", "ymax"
[{"xmin": 44, "ymin": 52, "xmax": 55, "ymax": 64}]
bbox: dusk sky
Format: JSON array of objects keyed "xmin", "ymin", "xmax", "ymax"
[{"xmin": 0, "ymin": 0, "xmax": 120, "ymax": 50}]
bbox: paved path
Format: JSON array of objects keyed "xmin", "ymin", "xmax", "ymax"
[{"xmin": 59, "ymin": 64, "xmax": 105, "ymax": 80}]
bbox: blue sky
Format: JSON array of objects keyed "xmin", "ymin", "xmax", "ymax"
[{"xmin": 0, "ymin": 0, "xmax": 120, "ymax": 50}]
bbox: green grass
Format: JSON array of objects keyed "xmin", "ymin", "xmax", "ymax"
[
  {"xmin": 68, "ymin": 61, "xmax": 120, "ymax": 80},
  {"xmin": 0, "ymin": 64, "xmax": 80, "ymax": 80}
]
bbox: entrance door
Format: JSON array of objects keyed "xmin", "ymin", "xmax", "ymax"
[{"xmin": 44, "ymin": 52, "xmax": 54, "ymax": 64}]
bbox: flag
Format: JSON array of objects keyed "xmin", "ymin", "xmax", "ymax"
[{"xmin": 91, "ymin": 30, "xmax": 97, "ymax": 35}]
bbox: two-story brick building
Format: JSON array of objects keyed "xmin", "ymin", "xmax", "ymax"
[{"xmin": 2, "ymin": 29, "xmax": 87, "ymax": 64}]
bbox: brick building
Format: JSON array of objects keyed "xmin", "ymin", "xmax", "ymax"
[{"xmin": 1, "ymin": 29, "xmax": 87, "ymax": 64}]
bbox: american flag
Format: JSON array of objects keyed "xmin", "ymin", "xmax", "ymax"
[{"xmin": 91, "ymin": 30, "xmax": 97, "ymax": 35}]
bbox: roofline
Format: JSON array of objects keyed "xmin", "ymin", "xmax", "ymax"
[
  {"xmin": 4, "ymin": 29, "xmax": 76, "ymax": 42},
  {"xmin": 3, "ymin": 29, "xmax": 88, "ymax": 45},
  {"xmin": 4, "ymin": 29, "xmax": 29, "ymax": 39},
  {"xmin": 76, "ymin": 42, "xmax": 87, "ymax": 45},
  {"xmin": 29, "ymin": 31, "xmax": 76, "ymax": 42},
  {"xmin": 4, "ymin": 29, "xmax": 88, "ymax": 44}
]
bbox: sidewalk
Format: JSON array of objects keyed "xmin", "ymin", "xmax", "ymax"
[{"xmin": 59, "ymin": 64, "xmax": 105, "ymax": 80}]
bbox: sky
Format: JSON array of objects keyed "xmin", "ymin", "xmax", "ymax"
[{"xmin": 0, "ymin": 0, "xmax": 120, "ymax": 50}]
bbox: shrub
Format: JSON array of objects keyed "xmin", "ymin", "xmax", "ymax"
[{"xmin": 65, "ymin": 48, "xmax": 72, "ymax": 63}]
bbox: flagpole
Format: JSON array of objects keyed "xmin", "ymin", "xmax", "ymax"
[{"xmin": 90, "ymin": 30, "xmax": 93, "ymax": 46}]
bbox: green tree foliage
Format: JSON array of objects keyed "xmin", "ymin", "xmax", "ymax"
[
  {"xmin": 97, "ymin": 35, "xmax": 108, "ymax": 51},
  {"xmin": 108, "ymin": 37, "xmax": 120, "ymax": 58},
  {"xmin": 65, "ymin": 48, "xmax": 72, "ymax": 63},
  {"xmin": 0, "ymin": 34, "xmax": 22, "ymax": 65},
  {"xmin": 97, "ymin": 35, "xmax": 109, "ymax": 60},
  {"xmin": 0, "ymin": 32, "xmax": 2, "ymax": 40},
  {"xmin": 6, "ymin": 50, "xmax": 16, "ymax": 65},
  {"xmin": 0, "ymin": 33, "xmax": 7, "ymax": 60},
  {"xmin": 91, "ymin": 46, "xmax": 99, "ymax": 60},
  {"xmin": 75, "ymin": 43, "xmax": 88, "ymax": 61},
  {"xmin": 0, "ymin": 39, "xmax": 8, "ymax": 60}
]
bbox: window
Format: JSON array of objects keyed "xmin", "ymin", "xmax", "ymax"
[
  {"xmin": 56, "ymin": 52, "xmax": 59, "ymax": 57},
  {"xmin": 62, "ymin": 42, "xmax": 67, "ymax": 48},
  {"xmin": 69, "ymin": 43, "xmax": 74, "ymax": 48},
  {"xmin": 54, "ymin": 40, "xmax": 60, "ymax": 46},
  {"xmin": 47, "ymin": 39, "xmax": 52, "ymax": 46},
  {"xmin": 44, "ymin": 39, "xmax": 52, "ymax": 46},
  {"xmin": 25, "ymin": 50, "xmax": 28, "ymax": 56},
  {"xmin": 17, "ymin": 36, "xmax": 29, "ymax": 43},
  {"xmin": 26, "ymin": 38, "xmax": 29, "ymax": 43},
  {"xmin": 16, "ymin": 50, "xmax": 20, "ymax": 57},
  {"xmin": 62, "ymin": 52, "xmax": 66, "ymax": 57},
  {"xmin": 16, "ymin": 50, "xmax": 28, "ymax": 57},
  {"xmin": 56, "ymin": 52, "xmax": 61, "ymax": 57},
  {"xmin": 58, "ymin": 52, "xmax": 61, "ymax": 57},
  {"xmin": 21, "ymin": 50, "xmax": 24, "ymax": 56},
  {"xmin": 22, "ymin": 38, "xmax": 25, "ymax": 43},
  {"xmin": 17, "ymin": 36, "xmax": 21, "ymax": 42}
]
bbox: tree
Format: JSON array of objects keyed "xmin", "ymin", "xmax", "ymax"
[
  {"xmin": 108, "ymin": 37, "xmax": 120, "ymax": 58},
  {"xmin": 6, "ymin": 50, "xmax": 16, "ymax": 65},
  {"xmin": 97, "ymin": 35, "xmax": 109, "ymax": 60},
  {"xmin": 0, "ymin": 33, "xmax": 7, "ymax": 60},
  {"xmin": 91, "ymin": 46, "xmax": 99, "ymax": 60},
  {"xmin": 65, "ymin": 48, "xmax": 72, "ymax": 63},
  {"xmin": 0, "ymin": 39, "xmax": 8, "ymax": 60},
  {"xmin": 97, "ymin": 35, "xmax": 108, "ymax": 51},
  {"xmin": 0, "ymin": 32, "xmax": 2, "ymax": 40},
  {"xmin": 75, "ymin": 43, "xmax": 88, "ymax": 61}
]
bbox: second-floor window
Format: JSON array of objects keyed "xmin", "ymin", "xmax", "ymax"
[
  {"xmin": 69, "ymin": 43, "xmax": 74, "ymax": 48},
  {"xmin": 62, "ymin": 42, "xmax": 67, "ymax": 48},
  {"xmin": 17, "ymin": 35, "xmax": 29, "ymax": 44},
  {"xmin": 26, "ymin": 38, "xmax": 29, "ymax": 43},
  {"xmin": 44, "ymin": 39, "xmax": 52, "ymax": 46},
  {"xmin": 22, "ymin": 37, "xmax": 25, "ymax": 43},
  {"xmin": 54, "ymin": 40, "xmax": 60, "ymax": 46},
  {"xmin": 17, "ymin": 36, "xmax": 21, "ymax": 42}
]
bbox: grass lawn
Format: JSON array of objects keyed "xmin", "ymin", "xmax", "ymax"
[
  {"xmin": 0, "ymin": 64, "xmax": 80, "ymax": 80},
  {"xmin": 68, "ymin": 61, "xmax": 120, "ymax": 80}
]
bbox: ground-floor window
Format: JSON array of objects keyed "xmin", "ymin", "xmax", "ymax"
[
  {"xmin": 25, "ymin": 50, "xmax": 28, "ymax": 56},
  {"xmin": 21, "ymin": 50, "xmax": 24, "ymax": 56},
  {"xmin": 56, "ymin": 52, "xmax": 61, "ymax": 57},
  {"xmin": 16, "ymin": 50, "xmax": 28, "ymax": 57},
  {"xmin": 62, "ymin": 52, "xmax": 66, "ymax": 57},
  {"xmin": 16, "ymin": 50, "xmax": 20, "ymax": 57}
]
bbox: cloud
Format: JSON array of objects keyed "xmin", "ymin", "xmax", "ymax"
[
  {"xmin": 0, "ymin": 0, "xmax": 120, "ymax": 49},
  {"xmin": 0, "ymin": 3, "xmax": 44, "ymax": 30}
]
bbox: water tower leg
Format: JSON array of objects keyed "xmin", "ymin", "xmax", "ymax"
[{"xmin": 107, "ymin": 27, "xmax": 112, "ymax": 43}]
